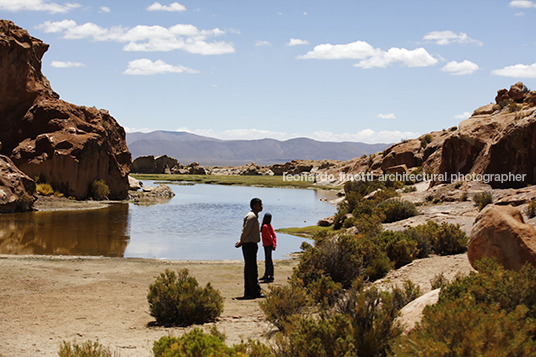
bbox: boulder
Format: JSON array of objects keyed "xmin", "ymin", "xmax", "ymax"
[
  {"xmin": 508, "ymin": 82, "xmax": 525, "ymax": 102},
  {"xmin": 0, "ymin": 20, "xmax": 131, "ymax": 200},
  {"xmin": 155, "ymin": 155, "xmax": 179, "ymax": 174},
  {"xmin": 0, "ymin": 155, "xmax": 37, "ymax": 213},
  {"xmin": 132, "ymin": 156, "xmax": 156, "ymax": 173},
  {"xmin": 468, "ymin": 204, "xmax": 536, "ymax": 271},
  {"xmin": 317, "ymin": 215, "xmax": 334, "ymax": 227},
  {"xmin": 128, "ymin": 176, "xmax": 143, "ymax": 191},
  {"xmin": 397, "ymin": 289, "xmax": 440, "ymax": 333}
]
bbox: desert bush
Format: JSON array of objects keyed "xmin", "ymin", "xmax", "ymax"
[
  {"xmin": 292, "ymin": 235, "xmax": 364, "ymax": 289},
  {"xmin": 274, "ymin": 283, "xmax": 402, "ymax": 357},
  {"xmin": 351, "ymin": 213, "xmax": 383, "ymax": 237},
  {"xmin": 147, "ymin": 268, "xmax": 223, "ymax": 326},
  {"xmin": 36, "ymin": 183, "xmax": 54, "ymax": 196},
  {"xmin": 259, "ymin": 283, "xmax": 310, "ymax": 331},
  {"xmin": 374, "ymin": 199, "xmax": 419, "ymax": 223},
  {"xmin": 90, "ymin": 179, "xmax": 110, "ymax": 200},
  {"xmin": 392, "ymin": 259, "xmax": 536, "ymax": 356},
  {"xmin": 306, "ymin": 275, "xmax": 344, "ymax": 309},
  {"xmin": 391, "ymin": 279, "xmax": 422, "ymax": 310},
  {"xmin": 459, "ymin": 190, "xmax": 468, "ymax": 201},
  {"xmin": 355, "ymin": 237, "xmax": 393, "ymax": 281},
  {"xmin": 431, "ymin": 221, "xmax": 468, "ymax": 255},
  {"xmin": 153, "ymin": 327, "xmax": 273, "ymax": 357},
  {"xmin": 526, "ymin": 199, "xmax": 536, "ymax": 218},
  {"xmin": 429, "ymin": 272, "xmax": 450, "ymax": 290},
  {"xmin": 430, "ymin": 272, "xmax": 449, "ymax": 290},
  {"xmin": 372, "ymin": 231, "xmax": 419, "ymax": 268},
  {"xmin": 403, "ymin": 225, "xmax": 432, "ymax": 258},
  {"xmin": 472, "ymin": 191, "xmax": 493, "ymax": 211},
  {"xmin": 58, "ymin": 339, "xmax": 113, "ymax": 357}
]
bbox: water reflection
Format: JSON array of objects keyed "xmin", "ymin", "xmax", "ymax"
[
  {"xmin": 0, "ymin": 203, "xmax": 130, "ymax": 257},
  {"xmin": 0, "ymin": 183, "xmax": 336, "ymax": 260}
]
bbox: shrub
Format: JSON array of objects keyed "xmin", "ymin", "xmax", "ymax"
[
  {"xmin": 526, "ymin": 199, "xmax": 536, "ymax": 218},
  {"xmin": 36, "ymin": 183, "xmax": 54, "ymax": 196},
  {"xmin": 292, "ymin": 235, "xmax": 364, "ymax": 289},
  {"xmin": 306, "ymin": 275, "xmax": 344, "ymax": 309},
  {"xmin": 274, "ymin": 284, "xmax": 403, "ymax": 357},
  {"xmin": 373, "ymin": 231, "xmax": 419, "ymax": 269},
  {"xmin": 430, "ymin": 272, "xmax": 449, "ymax": 290},
  {"xmin": 90, "ymin": 179, "xmax": 110, "ymax": 200},
  {"xmin": 58, "ymin": 340, "xmax": 113, "ymax": 357},
  {"xmin": 374, "ymin": 199, "xmax": 419, "ymax": 223},
  {"xmin": 153, "ymin": 327, "xmax": 273, "ymax": 357},
  {"xmin": 391, "ymin": 279, "xmax": 422, "ymax": 310},
  {"xmin": 259, "ymin": 283, "xmax": 310, "ymax": 331},
  {"xmin": 472, "ymin": 191, "xmax": 493, "ymax": 211},
  {"xmin": 147, "ymin": 268, "xmax": 223, "ymax": 326},
  {"xmin": 431, "ymin": 221, "xmax": 468, "ymax": 255}
]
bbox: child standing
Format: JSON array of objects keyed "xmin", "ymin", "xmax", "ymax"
[{"xmin": 260, "ymin": 213, "xmax": 276, "ymax": 283}]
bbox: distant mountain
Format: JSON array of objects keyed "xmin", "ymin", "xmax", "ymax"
[{"xmin": 126, "ymin": 131, "xmax": 391, "ymax": 166}]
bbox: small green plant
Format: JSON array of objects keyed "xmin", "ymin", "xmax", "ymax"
[
  {"xmin": 473, "ymin": 191, "xmax": 493, "ymax": 211},
  {"xmin": 36, "ymin": 183, "xmax": 54, "ymax": 196},
  {"xmin": 459, "ymin": 190, "xmax": 468, "ymax": 202},
  {"xmin": 259, "ymin": 283, "xmax": 310, "ymax": 330},
  {"xmin": 90, "ymin": 179, "xmax": 110, "ymax": 200},
  {"xmin": 391, "ymin": 279, "xmax": 422, "ymax": 310},
  {"xmin": 153, "ymin": 327, "xmax": 273, "ymax": 357},
  {"xmin": 147, "ymin": 268, "xmax": 223, "ymax": 326},
  {"xmin": 430, "ymin": 272, "xmax": 450, "ymax": 290},
  {"xmin": 526, "ymin": 199, "xmax": 536, "ymax": 218},
  {"xmin": 374, "ymin": 199, "xmax": 419, "ymax": 223},
  {"xmin": 58, "ymin": 339, "xmax": 113, "ymax": 357}
]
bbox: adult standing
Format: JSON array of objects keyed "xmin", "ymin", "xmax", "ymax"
[{"xmin": 235, "ymin": 198, "xmax": 264, "ymax": 299}]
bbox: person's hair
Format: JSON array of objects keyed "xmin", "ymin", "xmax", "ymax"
[
  {"xmin": 262, "ymin": 213, "xmax": 272, "ymax": 226},
  {"xmin": 250, "ymin": 198, "xmax": 262, "ymax": 209}
]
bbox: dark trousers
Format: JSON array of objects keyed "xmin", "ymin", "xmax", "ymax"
[
  {"xmin": 263, "ymin": 245, "xmax": 274, "ymax": 278},
  {"xmin": 242, "ymin": 242, "xmax": 261, "ymax": 297}
]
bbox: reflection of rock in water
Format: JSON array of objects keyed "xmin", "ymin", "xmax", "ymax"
[{"xmin": 0, "ymin": 203, "xmax": 130, "ymax": 257}]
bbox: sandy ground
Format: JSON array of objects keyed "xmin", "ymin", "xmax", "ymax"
[
  {"xmin": 0, "ymin": 252, "xmax": 475, "ymax": 357},
  {"xmin": 0, "ymin": 256, "xmax": 297, "ymax": 357}
]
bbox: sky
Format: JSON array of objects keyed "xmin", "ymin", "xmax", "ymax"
[{"xmin": 1, "ymin": 0, "xmax": 535, "ymax": 144}]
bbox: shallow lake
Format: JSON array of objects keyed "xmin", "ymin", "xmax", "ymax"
[{"xmin": 0, "ymin": 181, "xmax": 337, "ymax": 260}]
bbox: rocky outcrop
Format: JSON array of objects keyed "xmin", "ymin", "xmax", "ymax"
[
  {"xmin": 0, "ymin": 20, "xmax": 131, "ymax": 200},
  {"xmin": 0, "ymin": 155, "xmax": 36, "ymax": 213},
  {"xmin": 397, "ymin": 289, "xmax": 440, "ymax": 333},
  {"xmin": 317, "ymin": 83, "xmax": 536, "ymax": 189},
  {"xmin": 437, "ymin": 82, "xmax": 536, "ymax": 188},
  {"xmin": 131, "ymin": 155, "xmax": 181, "ymax": 174},
  {"xmin": 468, "ymin": 204, "xmax": 536, "ymax": 271}
]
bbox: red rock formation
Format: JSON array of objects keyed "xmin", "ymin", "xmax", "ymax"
[
  {"xmin": 0, "ymin": 20, "xmax": 131, "ymax": 199},
  {"xmin": 0, "ymin": 155, "xmax": 36, "ymax": 213}
]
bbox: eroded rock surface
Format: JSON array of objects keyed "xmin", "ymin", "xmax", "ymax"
[{"xmin": 0, "ymin": 20, "xmax": 131, "ymax": 200}]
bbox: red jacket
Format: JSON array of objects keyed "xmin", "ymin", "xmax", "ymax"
[{"xmin": 261, "ymin": 224, "xmax": 276, "ymax": 248}]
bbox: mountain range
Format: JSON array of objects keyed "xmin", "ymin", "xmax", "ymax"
[{"xmin": 126, "ymin": 131, "xmax": 391, "ymax": 166}]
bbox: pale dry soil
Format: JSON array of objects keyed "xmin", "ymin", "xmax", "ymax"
[{"xmin": 0, "ymin": 252, "xmax": 476, "ymax": 357}]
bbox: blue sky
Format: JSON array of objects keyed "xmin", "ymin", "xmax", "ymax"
[{"xmin": 1, "ymin": 0, "xmax": 535, "ymax": 143}]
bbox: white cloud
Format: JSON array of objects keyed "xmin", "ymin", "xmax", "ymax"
[
  {"xmin": 254, "ymin": 40, "xmax": 271, "ymax": 47},
  {"xmin": 441, "ymin": 60, "xmax": 479, "ymax": 75},
  {"xmin": 298, "ymin": 40, "xmax": 437, "ymax": 68},
  {"xmin": 423, "ymin": 31, "xmax": 483, "ymax": 46},
  {"xmin": 454, "ymin": 111, "xmax": 472, "ymax": 119},
  {"xmin": 99, "ymin": 6, "xmax": 110, "ymax": 13},
  {"xmin": 147, "ymin": 2, "xmax": 186, "ymax": 12},
  {"xmin": 509, "ymin": 0, "xmax": 536, "ymax": 8},
  {"xmin": 174, "ymin": 127, "xmax": 418, "ymax": 144},
  {"xmin": 123, "ymin": 59, "xmax": 200, "ymax": 75},
  {"xmin": 491, "ymin": 63, "xmax": 536, "ymax": 78},
  {"xmin": 377, "ymin": 113, "xmax": 396, "ymax": 119},
  {"xmin": 0, "ymin": 0, "xmax": 80, "ymax": 13},
  {"xmin": 36, "ymin": 20, "xmax": 235, "ymax": 55},
  {"xmin": 288, "ymin": 38, "xmax": 309, "ymax": 46},
  {"xmin": 50, "ymin": 60, "xmax": 85, "ymax": 68},
  {"xmin": 124, "ymin": 126, "xmax": 153, "ymax": 133}
]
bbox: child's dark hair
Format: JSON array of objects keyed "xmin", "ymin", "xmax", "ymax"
[{"xmin": 262, "ymin": 212, "xmax": 272, "ymax": 226}]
